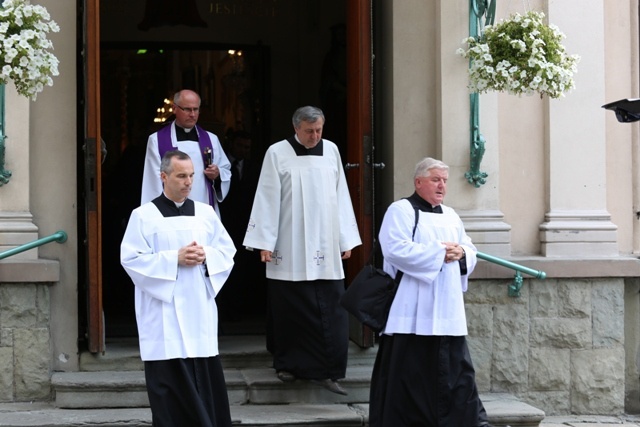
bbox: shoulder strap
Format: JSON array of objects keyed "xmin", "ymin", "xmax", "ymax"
[
  {"xmin": 394, "ymin": 200, "xmax": 420, "ymax": 284},
  {"xmin": 365, "ymin": 198, "xmax": 420, "ymax": 282},
  {"xmin": 396, "ymin": 197, "xmax": 420, "ymax": 283},
  {"xmin": 411, "ymin": 204, "xmax": 419, "ymax": 239}
]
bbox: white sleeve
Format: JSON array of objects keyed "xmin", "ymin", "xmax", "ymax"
[
  {"xmin": 140, "ymin": 133, "xmax": 162, "ymax": 205},
  {"xmin": 211, "ymin": 133, "xmax": 231, "ymax": 203},
  {"xmin": 379, "ymin": 201, "xmax": 446, "ymax": 284},
  {"xmin": 242, "ymin": 148, "xmax": 281, "ymax": 251},
  {"xmin": 120, "ymin": 207, "xmax": 178, "ymax": 303}
]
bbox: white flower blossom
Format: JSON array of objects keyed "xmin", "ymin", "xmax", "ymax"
[
  {"xmin": 0, "ymin": 0, "xmax": 59, "ymax": 100},
  {"xmin": 457, "ymin": 10, "xmax": 580, "ymax": 99}
]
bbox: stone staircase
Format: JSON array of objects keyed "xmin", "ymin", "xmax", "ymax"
[{"xmin": 0, "ymin": 335, "xmax": 546, "ymax": 426}]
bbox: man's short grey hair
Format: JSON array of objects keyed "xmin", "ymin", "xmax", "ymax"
[
  {"xmin": 414, "ymin": 157, "xmax": 449, "ymax": 179},
  {"xmin": 292, "ymin": 106, "xmax": 325, "ymax": 128},
  {"xmin": 161, "ymin": 150, "xmax": 191, "ymax": 174}
]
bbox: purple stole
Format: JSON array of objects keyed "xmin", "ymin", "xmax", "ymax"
[{"xmin": 157, "ymin": 123, "xmax": 215, "ymax": 206}]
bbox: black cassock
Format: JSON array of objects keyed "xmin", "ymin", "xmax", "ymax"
[
  {"xmin": 268, "ymin": 278, "xmax": 349, "ymax": 381},
  {"xmin": 145, "ymin": 357, "xmax": 231, "ymax": 427},
  {"xmin": 369, "ymin": 334, "xmax": 489, "ymax": 427}
]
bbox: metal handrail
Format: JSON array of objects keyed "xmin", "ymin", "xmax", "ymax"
[
  {"xmin": 0, "ymin": 230, "xmax": 67, "ymax": 260},
  {"xmin": 477, "ymin": 251, "xmax": 546, "ymax": 297}
]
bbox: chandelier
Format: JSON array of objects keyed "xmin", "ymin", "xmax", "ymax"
[{"xmin": 154, "ymin": 98, "xmax": 174, "ymax": 123}]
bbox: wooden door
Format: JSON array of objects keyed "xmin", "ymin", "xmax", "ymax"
[
  {"xmin": 345, "ymin": 0, "xmax": 376, "ymax": 348},
  {"xmin": 83, "ymin": 0, "xmax": 105, "ymax": 353}
]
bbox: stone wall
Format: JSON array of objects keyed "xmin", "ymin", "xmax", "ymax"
[
  {"xmin": 467, "ymin": 277, "xmax": 628, "ymax": 416},
  {"xmin": 0, "ymin": 273, "xmax": 636, "ymax": 416},
  {"xmin": 0, "ymin": 283, "xmax": 52, "ymax": 402}
]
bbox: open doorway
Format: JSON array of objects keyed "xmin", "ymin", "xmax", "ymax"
[
  {"xmin": 99, "ymin": 45, "xmax": 271, "ymax": 337},
  {"xmin": 94, "ymin": 0, "xmax": 350, "ymax": 340}
]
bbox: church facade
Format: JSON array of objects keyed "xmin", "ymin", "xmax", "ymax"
[{"xmin": 0, "ymin": 0, "xmax": 639, "ymax": 416}]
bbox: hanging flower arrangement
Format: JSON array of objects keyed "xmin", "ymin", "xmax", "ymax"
[
  {"xmin": 0, "ymin": 0, "xmax": 60, "ymax": 101},
  {"xmin": 457, "ymin": 10, "xmax": 580, "ymax": 99}
]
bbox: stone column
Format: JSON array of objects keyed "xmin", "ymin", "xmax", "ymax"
[
  {"xmin": 539, "ymin": 0, "xmax": 618, "ymax": 256},
  {"xmin": 437, "ymin": 0, "xmax": 511, "ymax": 256},
  {"xmin": 0, "ymin": 84, "xmax": 38, "ymax": 258}
]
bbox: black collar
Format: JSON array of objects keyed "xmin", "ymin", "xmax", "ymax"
[
  {"xmin": 152, "ymin": 193, "xmax": 195, "ymax": 217},
  {"xmin": 286, "ymin": 136, "xmax": 323, "ymax": 156},
  {"xmin": 175, "ymin": 125, "xmax": 199, "ymax": 142},
  {"xmin": 407, "ymin": 192, "xmax": 443, "ymax": 213}
]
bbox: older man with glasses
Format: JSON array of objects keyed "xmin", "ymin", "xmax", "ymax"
[{"xmin": 141, "ymin": 89, "xmax": 231, "ymax": 218}]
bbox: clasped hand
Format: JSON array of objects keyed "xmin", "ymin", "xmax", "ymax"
[
  {"xmin": 179, "ymin": 241, "xmax": 206, "ymax": 266},
  {"xmin": 443, "ymin": 242, "xmax": 464, "ymax": 263}
]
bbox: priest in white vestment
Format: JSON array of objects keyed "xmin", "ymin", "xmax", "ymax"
[
  {"xmin": 122, "ymin": 150, "xmax": 235, "ymax": 427},
  {"xmin": 243, "ymin": 106, "xmax": 361, "ymax": 395},
  {"xmin": 141, "ymin": 89, "xmax": 231, "ymax": 218},
  {"xmin": 368, "ymin": 157, "xmax": 490, "ymax": 427}
]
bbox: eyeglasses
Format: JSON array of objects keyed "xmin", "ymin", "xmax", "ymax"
[{"xmin": 174, "ymin": 104, "xmax": 200, "ymax": 114}]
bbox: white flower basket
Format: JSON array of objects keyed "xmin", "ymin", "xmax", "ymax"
[
  {"xmin": 0, "ymin": 0, "xmax": 59, "ymax": 100},
  {"xmin": 457, "ymin": 10, "xmax": 580, "ymax": 99}
]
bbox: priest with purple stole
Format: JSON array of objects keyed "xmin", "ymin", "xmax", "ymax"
[
  {"xmin": 243, "ymin": 106, "xmax": 362, "ymax": 395},
  {"xmin": 122, "ymin": 150, "xmax": 236, "ymax": 427},
  {"xmin": 141, "ymin": 89, "xmax": 231, "ymax": 218}
]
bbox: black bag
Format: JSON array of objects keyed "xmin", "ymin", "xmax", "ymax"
[
  {"xmin": 340, "ymin": 264, "xmax": 402, "ymax": 332},
  {"xmin": 340, "ymin": 204, "xmax": 419, "ymax": 332}
]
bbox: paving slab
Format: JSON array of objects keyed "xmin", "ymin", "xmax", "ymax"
[
  {"xmin": 0, "ymin": 403, "xmax": 367, "ymax": 427},
  {"xmin": 540, "ymin": 415, "xmax": 640, "ymax": 426}
]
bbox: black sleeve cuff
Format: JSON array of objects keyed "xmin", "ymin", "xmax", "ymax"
[{"xmin": 458, "ymin": 250, "xmax": 468, "ymax": 276}]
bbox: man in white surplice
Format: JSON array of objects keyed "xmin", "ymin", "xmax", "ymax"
[
  {"xmin": 243, "ymin": 106, "xmax": 361, "ymax": 395},
  {"xmin": 121, "ymin": 150, "xmax": 235, "ymax": 427},
  {"xmin": 368, "ymin": 157, "xmax": 490, "ymax": 427}
]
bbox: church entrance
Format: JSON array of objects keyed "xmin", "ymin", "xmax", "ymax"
[
  {"xmin": 99, "ymin": 44, "xmax": 273, "ymax": 337},
  {"xmin": 82, "ymin": 0, "xmax": 375, "ymax": 351}
]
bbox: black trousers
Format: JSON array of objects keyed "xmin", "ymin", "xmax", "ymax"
[{"xmin": 144, "ymin": 357, "xmax": 231, "ymax": 427}]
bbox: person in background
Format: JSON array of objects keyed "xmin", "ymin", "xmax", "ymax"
[
  {"xmin": 218, "ymin": 130, "xmax": 264, "ymax": 322},
  {"xmin": 243, "ymin": 106, "xmax": 362, "ymax": 395},
  {"xmin": 140, "ymin": 89, "xmax": 231, "ymax": 217},
  {"xmin": 220, "ymin": 130, "xmax": 258, "ymax": 245},
  {"xmin": 121, "ymin": 150, "xmax": 235, "ymax": 427},
  {"xmin": 369, "ymin": 157, "xmax": 491, "ymax": 427}
]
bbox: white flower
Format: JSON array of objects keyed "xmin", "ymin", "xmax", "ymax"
[
  {"xmin": 0, "ymin": 0, "xmax": 59, "ymax": 100},
  {"xmin": 457, "ymin": 10, "xmax": 580, "ymax": 99}
]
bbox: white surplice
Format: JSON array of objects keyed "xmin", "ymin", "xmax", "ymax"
[
  {"xmin": 140, "ymin": 121, "xmax": 231, "ymax": 217},
  {"xmin": 243, "ymin": 138, "xmax": 362, "ymax": 281},
  {"xmin": 120, "ymin": 200, "xmax": 236, "ymax": 361},
  {"xmin": 379, "ymin": 199, "xmax": 477, "ymax": 336}
]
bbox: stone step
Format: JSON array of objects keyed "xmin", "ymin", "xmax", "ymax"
[
  {"xmin": 0, "ymin": 395, "xmax": 545, "ymax": 427},
  {"xmin": 79, "ymin": 335, "xmax": 377, "ymax": 372},
  {"xmin": 51, "ymin": 366, "xmax": 374, "ymax": 409},
  {"xmin": 64, "ymin": 335, "xmax": 545, "ymax": 426}
]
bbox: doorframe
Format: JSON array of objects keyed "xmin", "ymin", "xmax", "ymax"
[
  {"xmin": 345, "ymin": 0, "xmax": 376, "ymax": 348},
  {"xmin": 82, "ymin": 0, "xmax": 375, "ymax": 352},
  {"xmin": 83, "ymin": 0, "xmax": 105, "ymax": 353}
]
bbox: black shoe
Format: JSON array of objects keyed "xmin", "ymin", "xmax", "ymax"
[
  {"xmin": 276, "ymin": 371, "xmax": 296, "ymax": 382},
  {"xmin": 311, "ymin": 379, "xmax": 348, "ymax": 395}
]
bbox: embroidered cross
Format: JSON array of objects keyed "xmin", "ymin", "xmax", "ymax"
[
  {"xmin": 314, "ymin": 251, "xmax": 325, "ymax": 265},
  {"xmin": 246, "ymin": 219, "xmax": 256, "ymax": 232},
  {"xmin": 273, "ymin": 250, "xmax": 283, "ymax": 265}
]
